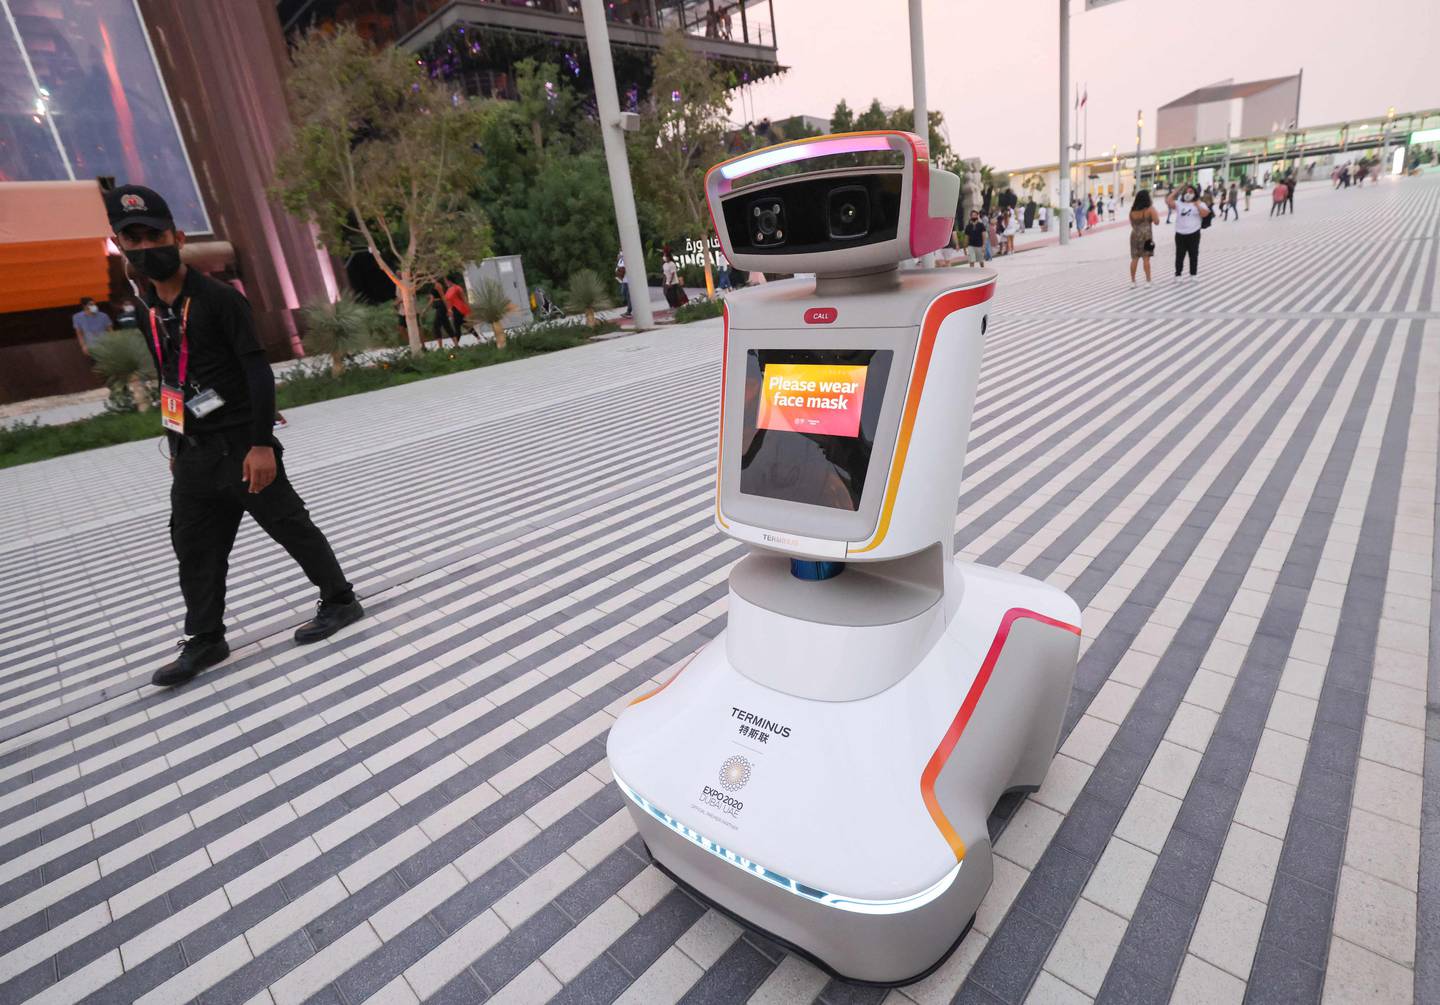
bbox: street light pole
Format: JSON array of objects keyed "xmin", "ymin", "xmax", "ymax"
[
  {"xmin": 580, "ymin": 0, "xmax": 654, "ymax": 330},
  {"xmin": 908, "ymin": 0, "xmax": 933, "ymax": 267},
  {"xmin": 1058, "ymin": 0, "xmax": 1070, "ymax": 245},
  {"xmin": 1135, "ymin": 109, "xmax": 1143, "ymax": 194}
]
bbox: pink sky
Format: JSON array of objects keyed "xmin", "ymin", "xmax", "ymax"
[{"xmin": 739, "ymin": 0, "xmax": 1439, "ymax": 169}]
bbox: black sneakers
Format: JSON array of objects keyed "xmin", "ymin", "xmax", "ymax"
[
  {"xmin": 294, "ymin": 596, "xmax": 365, "ymax": 644},
  {"xmin": 153, "ymin": 635, "xmax": 230, "ymax": 687}
]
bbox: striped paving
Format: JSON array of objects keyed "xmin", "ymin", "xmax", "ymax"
[{"xmin": 0, "ymin": 175, "xmax": 1435, "ymax": 1005}]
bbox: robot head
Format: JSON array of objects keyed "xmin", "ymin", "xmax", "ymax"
[{"xmin": 705, "ymin": 131, "xmax": 960, "ymax": 276}]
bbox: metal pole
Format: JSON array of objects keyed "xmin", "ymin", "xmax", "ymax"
[
  {"xmin": 1058, "ymin": 0, "xmax": 1069, "ymax": 245},
  {"xmin": 1135, "ymin": 108, "xmax": 1143, "ymax": 194},
  {"xmin": 908, "ymin": 0, "xmax": 933, "ymax": 267},
  {"xmin": 581, "ymin": 0, "xmax": 654, "ymax": 329}
]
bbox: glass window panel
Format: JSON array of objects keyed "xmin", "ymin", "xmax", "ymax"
[{"xmin": 3, "ymin": 0, "xmax": 208, "ymax": 232}]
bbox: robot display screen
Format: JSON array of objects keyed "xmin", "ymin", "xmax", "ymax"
[{"xmin": 740, "ymin": 349, "xmax": 893, "ymax": 511}]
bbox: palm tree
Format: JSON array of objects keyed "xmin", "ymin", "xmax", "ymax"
[
  {"xmin": 469, "ymin": 279, "xmax": 515, "ymax": 351},
  {"xmin": 89, "ymin": 331, "xmax": 156, "ymax": 412},
  {"xmin": 300, "ymin": 291, "xmax": 377, "ymax": 376},
  {"xmin": 564, "ymin": 269, "xmax": 612, "ymax": 328}
]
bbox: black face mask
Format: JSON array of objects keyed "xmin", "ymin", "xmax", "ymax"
[{"xmin": 124, "ymin": 245, "xmax": 182, "ymax": 282}]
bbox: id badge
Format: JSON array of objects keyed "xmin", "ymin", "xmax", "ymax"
[
  {"xmin": 187, "ymin": 388, "xmax": 225, "ymax": 419},
  {"xmin": 159, "ymin": 384, "xmax": 185, "ymax": 433}
]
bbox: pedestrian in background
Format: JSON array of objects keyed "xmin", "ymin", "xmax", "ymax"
[
  {"xmin": 661, "ymin": 249, "xmax": 687, "ymax": 308},
  {"xmin": 1271, "ymin": 179, "xmax": 1289, "ymax": 217},
  {"xmin": 72, "ymin": 297, "xmax": 112, "ymax": 356},
  {"xmin": 105, "ymin": 183, "xmax": 363, "ymax": 688},
  {"xmin": 963, "ymin": 211, "xmax": 986, "ymax": 267},
  {"xmin": 1128, "ymin": 189, "xmax": 1160, "ymax": 285},
  {"xmin": 441, "ymin": 277, "xmax": 470, "ymax": 345},
  {"xmin": 1002, "ymin": 208, "xmax": 1020, "ymax": 255},
  {"xmin": 1166, "ymin": 183, "xmax": 1209, "ymax": 279},
  {"xmin": 116, "ymin": 297, "xmax": 141, "ymax": 330},
  {"xmin": 1284, "ymin": 174, "xmax": 1297, "ymax": 215},
  {"xmin": 428, "ymin": 280, "xmax": 458, "ymax": 347},
  {"xmin": 615, "ymin": 251, "xmax": 631, "ymax": 317}
]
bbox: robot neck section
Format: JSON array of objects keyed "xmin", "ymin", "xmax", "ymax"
[{"xmin": 715, "ymin": 269, "xmax": 994, "ymax": 564}]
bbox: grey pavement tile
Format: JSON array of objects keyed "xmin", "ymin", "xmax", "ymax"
[
  {"xmin": 962, "ymin": 906, "xmax": 1057, "ymax": 1003},
  {"xmin": 546, "ymin": 951, "xmax": 634, "ymax": 1005},
  {"xmin": 333, "ymin": 916, "xmax": 444, "ymax": 1004},
  {"xmin": 1094, "ymin": 961, "xmax": 1171, "ymax": 1004},
  {"xmin": 1274, "ymin": 818, "xmax": 1345, "ymax": 893},
  {"xmin": 1013, "ymin": 843, "xmax": 1093, "ymax": 922},
  {"xmin": 430, "ymin": 967, "xmax": 491, "ymax": 1005},
  {"xmin": 815, "ymin": 977, "xmax": 888, "ymax": 1004},
  {"xmin": 1108, "ymin": 888, "xmax": 1194, "ymax": 990},
  {"xmin": 1146, "ymin": 829, "xmax": 1223, "ymax": 911},
  {"xmin": 473, "ymin": 904, "xmax": 574, "ymax": 992},
  {"xmin": 1243, "ymin": 941, "xmax": 1325, "ymax": 1005},
  {"xmin": 195, "ymin": 929, "xmax": 314, "ymax": 1005},
  {"xmin": 552, "ymin": 846, "xmax": 648, "ymax": 922},
  {"xmin": 607, "ymin": 887, "xmax": 707, "ymax": 979},
  {"xmin": 1258, "ymin": 873, "xmax": 1333, "ymax": 969}
]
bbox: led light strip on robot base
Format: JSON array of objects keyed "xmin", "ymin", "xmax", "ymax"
[{"xmin": 613, "ymin": 772, "xmax": 962, "ymax": 916}]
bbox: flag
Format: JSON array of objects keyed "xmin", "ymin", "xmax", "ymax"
[
  {"xmin": 1074, "ymin": 85, "xmax": 1079, "ymax": 110},
  {"xmin": 1081, "ymin": 87, "xmax": 1088, "ymax": 109}
]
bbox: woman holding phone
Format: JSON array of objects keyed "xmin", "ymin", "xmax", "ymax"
[{"xmin": 1166, "ymin": 182, "xmax": 1211, "ymax": 279}]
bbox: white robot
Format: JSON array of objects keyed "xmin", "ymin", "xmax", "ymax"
[{"xmin": 606, "ymin": 131, "xmax": 1082, "ymax": 985}]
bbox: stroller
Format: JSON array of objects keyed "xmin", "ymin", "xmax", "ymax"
[{"xmin": 533, "ymin": 286, "xmax": 564, "ymax": 322}]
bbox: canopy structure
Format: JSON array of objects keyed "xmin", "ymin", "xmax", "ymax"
[{"xmin": 0, "ymin": 181, "xmax": 111, "ymax": 313}]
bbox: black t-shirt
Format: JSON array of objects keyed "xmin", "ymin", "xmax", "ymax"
[
  {"xmin": 142, "ymin": 268, "xmax": 266, "ymax": 438},
  {"xmin": 964, "ymin": 221, "xmax": 987, "ymax": 247}
]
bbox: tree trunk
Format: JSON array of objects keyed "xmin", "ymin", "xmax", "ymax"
[
  {"xmin": 129, "ymin": 374, "xmax": 150, "ymax": 412},
  {"xmin": 701, "ymin": 237, "xmax": 715, "ymax": 298},
  {"xmin": 585, "ymin": 309, "xmax": 597, "ymax": 328},
  {"xmin": 331, "ymin": 349, "xmax": 345, "ymax": 378},
  {"xmin": 397, "ymin": 280, "xmax": 423, "ymax": 356},
  {"xmin": 491, "ymin": 321, "xmax": 507, "ymax": 351}
]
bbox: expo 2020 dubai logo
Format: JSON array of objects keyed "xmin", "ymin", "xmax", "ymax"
[{"xmin": 718, "ymin": 755, "xmax": 752, "ymax": 793}]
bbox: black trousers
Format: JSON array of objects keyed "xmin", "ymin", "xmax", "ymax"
[
  {"xmin": 1174, "ymin": 231, "xmax": 1200, "ymax": 276},
  {"xmin": 170, "ymin": 428, "xmax": 350, "ymax": 636},
  {"xmin": 431, "ymin": 306, "xmax": 459, "ymax": 343}
]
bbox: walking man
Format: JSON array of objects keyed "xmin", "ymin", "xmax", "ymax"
[{"xmin": 107, "ymin": 184, "xmax": 364, "ymax": 687}]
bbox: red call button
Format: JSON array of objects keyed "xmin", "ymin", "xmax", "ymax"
[{"xmin": 803, "ymin": 307, "xmax": 838, "ymax": 325}]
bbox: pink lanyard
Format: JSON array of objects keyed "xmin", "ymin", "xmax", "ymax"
[{"xmin": 148, "ymin": 299, "xmax": 191, "ymax": 386}]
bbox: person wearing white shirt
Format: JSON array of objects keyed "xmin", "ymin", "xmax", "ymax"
[{"xmin": 1165, "ymin": 183, "xmax": 1210, "ymax": 278}]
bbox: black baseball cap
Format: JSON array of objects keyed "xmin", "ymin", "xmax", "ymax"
[{"xmin": 105, "ymin": 184, "xmax": 175, "ymax": 232}]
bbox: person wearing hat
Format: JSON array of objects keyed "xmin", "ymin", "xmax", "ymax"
[{"xmin": 106, "ymin": 184, "xmax": 364, "ymax": 687}]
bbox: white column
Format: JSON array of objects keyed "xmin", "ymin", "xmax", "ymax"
[
  {"xmin": 908, "ymin": 0, "xmax": 934, "ymax": 267},
  {"xmin": 1057, "ymin": 0, "xmax": 1070, "ymax": 244},
  {"xmin": 580, "ymin": 0, "xmax": 654, "ymax": 329}
]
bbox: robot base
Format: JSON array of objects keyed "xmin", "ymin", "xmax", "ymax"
[
  {"xmin": 644, "ymin": 842, "xmax": 979, "ymax": 988},
  {"xmin": 607, "ymin": 559, "xmax": 1081, "ymax": 985}
]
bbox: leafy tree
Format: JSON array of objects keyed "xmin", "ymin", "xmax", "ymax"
[
  {"xmin": 275, "ymin": 25, "xmax": 491, "ymax": 355},
  {"xmin": 830, "ymin": 98, "xmax": 854, "ymax": 133},
  {"xmin": 492, "ymin": 150, "xmax": 621, "ymax": 292},
  {"xmin": 633, "ymin": 29, "xmax": 732, "ymax": 296},
  {"xmin": 854, "ymin": 99, "xmax": 888, "ymax": 131},
  {"xmin": 881, "ymin": 106, "xmax": 959, "ymax": 170}
]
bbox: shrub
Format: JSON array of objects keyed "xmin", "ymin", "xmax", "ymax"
[
  {"xmin": 674, "ymin": 297, "xmax": 725, "ymax": 324},
  {"xmin": 563, "ymin": 269, "xmax": 612, "ymax": 328},
  {"xmin": 88, "ymin": 331, "xmax": 156, "ymax": 412},
  {"xmin": 469, "ymin": 279, "xmax": 516, "ymax": 350},
  {"xmin": 300, "ymin": 291, "xmax": 386, "ymax": 376}
]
